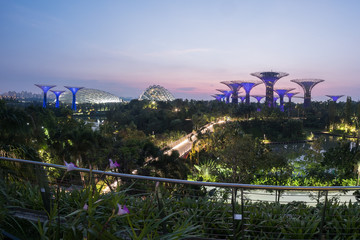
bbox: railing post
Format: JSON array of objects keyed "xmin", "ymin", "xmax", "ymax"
[
  {"xmin": 319, "ymin": 190, "xmax": 328, "ymax": 240},
  {"xmin": 240, "ymin": 188, "xmax": 244, "ymax": 239},
  {"xmin": 232, "ymin": 187, "xmax": 237, "ymax": 240},
  {"xmin": 34, "ymin": 165, "xmax": 51, "ymax": 214}
]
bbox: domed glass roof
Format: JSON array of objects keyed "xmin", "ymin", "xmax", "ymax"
[
  {"xmin": 59, "ymin": 88, "xmax": 122, "ymax": 104},
  {"xmin": 139, "ymin": 85, "xmax": 175, "ymax": 101}
]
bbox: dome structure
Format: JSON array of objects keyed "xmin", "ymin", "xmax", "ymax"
[
  {"xmin": 59, "ymin": 88, "xmax": 122, "ymax": 104},
  {"xmin": 139, "ymin": 85, "xmax": 175, "ymax": 101}
]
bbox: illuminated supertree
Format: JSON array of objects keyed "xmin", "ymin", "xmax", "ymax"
[
  {"xmin": 290, "ymin": 79, "xmax": 324, "ymax": 108},
  {"xmin": 64, "ymin": 86, "xmax": 84, "ymax": 111},
  {"xmin": 326, "ymin": 95, "xmax": 344, "ymax": 102},
  {"xmin": 35, "ymin": 84, "xmax": 56, "ymax": 108},
  {"xmin": 221, "ymin": 81, "xmax": 243, "ymax": 104},
  {"xmin": 212, "ymin": 94, "xmax": 225, "ymax": 102},
  {"xmin": 241, "ymin": 80, "xmax": 262, "ymax": 105},
  {"xmin": 274, "ymin": 88, "xmax": 295, "ymax": 112},
  {"xmin": 216, "ymin": 89, "xmax": 232, "ymax": 103},
  {"xmin": 286, "ymin": 92, "xmax": 299, "ymax": 116},
  {"xmin": 50, "ymin": 90, "xmax": 65, "ymax": 108},
  {"xmin": 239, "ymin": 96, "xmax": 246, "ymax": 104},
  {"xmin": 250, "ymin": 71, "xmax": 289, "ymax": 107},
  {"xmin": 273, "ymin": 96, "xmax": 279, "ymax": 107},
  {"xmin": 286, "ymin": 92, "xmax": 299, "ymax": 103},
  {"xmin": 252, "ymin": 95, "xmax": 265, "ymax": 111}
]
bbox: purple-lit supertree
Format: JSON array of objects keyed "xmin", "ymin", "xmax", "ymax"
[
  {"xmin": 239, "ymin": 96, "xmax": 246, "ymax": 104},
  {"xmin": 251, "ymin": 71, "xmax": 289, "ymax": 107},
  {"xmin": 221, "ymin": 81, "xmax": 243, "ymax": 104},
  {"xmin": 216, "ymin": 89, "xmax": 232, "ymax": 103},
  {"xmin": 273, "ymin": 96, "xmax": 279, "ymax": 107},
  {"xmin": 326, "ymin": 95, "xmax": 344, "ymax": 103},
  {"xmin": 286, "ymin": 92, "xmax": 299, "ymax": 116},
  {"xmin": 212, "ymin": 94, "xmax": 225, "ymax": 102},
  {"xmin": 241, "ymin": 80, "xmax": 262, "ymax": 105},
  {"xmin": 50, "ymin": 90, "xmax": 65, "ymax": 108},
  {"xmin": 64, "ymin": 86, "xmax": 84, "ymax": 111},
  {"xmin": 35, "ymin": 84, "xmax": 56, "ymax": 108},
  {"xmin": 274, "ymin": 88, "xmax": 295, "ymax": 112},
  {"xmin": 252, "ymin": 95, "xmax": 265, "ymax": 112},
  {"xmin": 290, "ymin": 79, "xmax": 324, "ymax": 108}
]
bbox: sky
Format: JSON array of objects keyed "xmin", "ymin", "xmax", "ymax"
[{"xmin": 1, "ymin": 0, "xmax": 360, "ymax": 101}]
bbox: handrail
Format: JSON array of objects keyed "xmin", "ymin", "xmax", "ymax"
[{"xmin": 2, "ymin": 157, "xmax": 360, "ymax": 191}]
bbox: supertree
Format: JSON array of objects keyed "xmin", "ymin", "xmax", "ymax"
[
  {"xmin": 221, "ymin": 81, "xmax": 243, "ymax": 104},
  {"xmin": 241, "ymin": 80, "xmax": 262, "ymax": 105},
  {"xmin": 290, "ymin": 79, "xmax": 324, "ymax": 108},
  {"xmin": 326, "ymin": 95, "xmax": 344, "ymax": 102},
  {"xmin": 35, "ymin": 84, "xmax": 56, "ymax": 108},
  {"xmin": 286, "ymin": 92, "xmax": 299, "ymax": 116},
  {"xmin": 212, "ymin": 94, "xmax": 225, "ymax": 102},
  {"xmin": 239, "ymin": 96, "xmax": 246, "ymax": 104},
  {"xmin": 216, "ymin": 89, "xmax": 232, "ymax": 103},
  {"xmin": 273, "ymin": 96, "xmax": 279, "ymax": 107},
  {"xmin": 252, "ymin": 95, "xmax": 265, "ymax": 112},
  {"xmin": 274, "ymin": 88, "xmax": 295, "ymax": 112},
  {"xmin": 286, "ymin": 92, "xmax": 299, "ymax": 103},
  {"xmin": 64, "ymin": 86, "xmax": 84, "ymax": 111},
  {"xmin": 250, "ymin": 71, "xmax": 289, "ymax": 107},
  {"xmin": 50, "ymin": 90, "xmax": 65, "ymax": 108}
]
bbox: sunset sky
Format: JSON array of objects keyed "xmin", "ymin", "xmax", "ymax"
[{"xmin": 1, "ymin": 0, "xmax": 360, "ymax": 101}]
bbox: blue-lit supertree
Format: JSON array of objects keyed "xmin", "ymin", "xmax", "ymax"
[
  {"xmin": 290, "ymin": 79, "xmax": 324, "ymax": 108},
  {"xmin": 273, "ymin": 96, "xmax": 279, "ymax": 107},
  {"xmin": 274, "ymin": 88, "xmax": 295, "ymax": 112},
  {"xmin": 221, "ymin": 81, "xmax": 243, "ymax": 104},
  {"xmin": 239, "ymin": 96, "xmax": 246, "ymax": 104},
  {"xmin": 286, "ymin": 92, "xmax": 299, "ymax": 116},
  {"xmin": 252, "ymin": 95, "xmax": 265, "ymax": 112},
  {"xmin": 216, "ymin": 89, "xmax": 232, "ymax": 103},
  {"xmin": 241, "ymin": 80, "xmax": 262, "ymax": 105},
  {"xmin": 64, "ymin": 86, "xmax": 84, "ymax": 111},
  {"xmin": 212, "ymin": 94, "xmax": 225, "ymax": 102},
  {"xmin": 50, "ymin": 90, "xmax": 65, "ymax": 108},
  {"xmin": 251, "ymin": 71, "xmax": 289, "ymax": 107},
  {"xmin": 326, "ymin": 95, "xmax": 344, "ymax": 103},
  {"xmin": 35, "ymin": 84, "xmax": 56, "ymax": 108}
]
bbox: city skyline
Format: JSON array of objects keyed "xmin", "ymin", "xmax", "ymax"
[{"xmin": 1, "ymin": 1, "xmax": 360, "ymax": 101}]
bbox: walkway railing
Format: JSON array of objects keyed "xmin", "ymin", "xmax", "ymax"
[{"xmin": 1, "ymin": 157, "xmax": 360, "ymax": 239}]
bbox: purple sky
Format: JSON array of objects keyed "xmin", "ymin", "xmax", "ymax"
[{"xmin": 1, "ymin": 1, "xmax": 360, "ymax": 101}]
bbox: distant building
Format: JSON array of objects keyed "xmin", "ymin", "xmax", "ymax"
[
  {"xmin": 1, "ymin": 91, "xmax": 43, "ymax": 100},
  {"xmin": 139, "ymin": 85, "xmax": 175, "ymax": 101},
  {"xmin": 60, "ymin": 88, "xmax": 122, "ymax": 104}
]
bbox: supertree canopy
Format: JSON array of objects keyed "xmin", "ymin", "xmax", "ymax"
[
  {"xmin": 252, "ymin": 95, "xmax": 265, "ymax": 103},
  {"xmin": 290, "ymin": 79, "xmax": 324, "ymax": 108},
  {"xmin": 35, "ymin": 84, "xmax": 56, "ymax": 108},
  {"xmin": 286, "ymin": 92, "xmax": 299, "ymax": 102},
  {"xmin": 216, "ymin": 89, "xmax": 232, "ymax": 103},
  {"xmin": 274, "ymin": 88, "xmax": 295, "ymax": 112},
  {"xmin": 240, "ymin": 80, "xmax": 262, "ymax": 105},
  {"xmin": 221, "ymin": 81, "xmax": 243, "ymax": 104},
  {"xmin": 50, "ymin": 90, "xmax": 65, "ymax": 108},
  {"xmin": 250, "ymin": 71, "xmax": 289, "ymax": 107},
  {"xmin": 326, "ymin": 95, "xmax": 344, "ymax": 102}
]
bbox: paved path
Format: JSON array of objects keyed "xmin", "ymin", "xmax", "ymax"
[{"xmin": 166, "ymin": 120, "xmax": 225, "ymax": 157}]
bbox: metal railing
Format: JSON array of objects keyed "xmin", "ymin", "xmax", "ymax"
[{"xmin": 1, "ymin": 157, "xmax": 360, "ymax": 239}]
